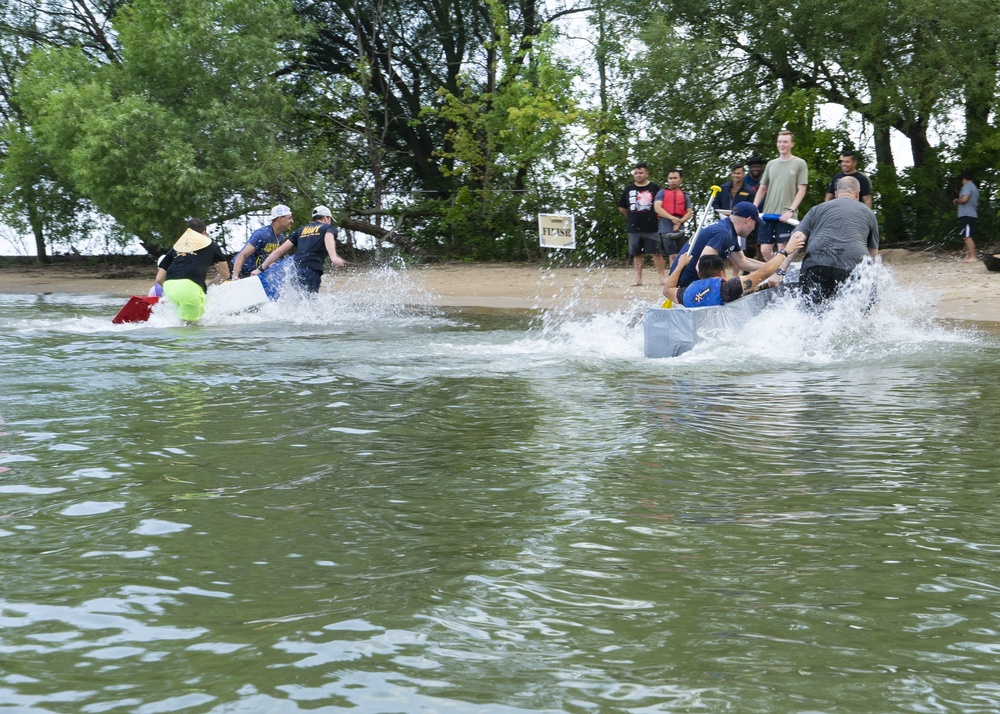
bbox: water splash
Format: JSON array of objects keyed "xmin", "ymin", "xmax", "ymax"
[{"xmin": 669, "ymin": 260, "xmax": 982, "ymax": 365}]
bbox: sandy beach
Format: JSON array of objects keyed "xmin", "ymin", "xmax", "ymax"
[{"xmin": 1, "ymin": 249, "xmax": 998, "ymax": 324}]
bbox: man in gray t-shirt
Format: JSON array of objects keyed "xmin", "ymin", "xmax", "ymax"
[
  {"xmin": 791, "ymin": 175, "xmax": 879, "ymax": 303},
  {"xmin": 954, "ymin": 171, "xmax": 979, "ymax": 263}
]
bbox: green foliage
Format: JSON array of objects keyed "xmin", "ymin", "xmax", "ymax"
[
  {"xmin": 18, "ymin": 0, "xmax": 309, "ymax": 252},
  {"xmin": 418, "ymin": 12, "xmax": 579, "ymax": 259}
]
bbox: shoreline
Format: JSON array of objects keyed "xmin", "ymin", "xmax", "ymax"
[{"xmin": 1, "ymin": 250, "xmax": 999, "ymax": 324}]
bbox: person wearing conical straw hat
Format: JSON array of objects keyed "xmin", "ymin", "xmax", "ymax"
[
  {"xmin": 155, "ymin": 218, "xmax": 230, "ymax": 322},
  {"xmin": 254, "ymin": 204, "xmax": 345, "ymax": 293}
]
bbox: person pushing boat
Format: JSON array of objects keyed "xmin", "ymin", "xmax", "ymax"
[
  {"xmin": 664, "ymin": 234, "xmax": 804, "ymax": 307},
  {"xmin": 155, "ymin": 218, "xmax": 230, "ymax": 322},
  {"xmin": 253, "ymin": 205, "xmax": 345, "ymax": 293}
]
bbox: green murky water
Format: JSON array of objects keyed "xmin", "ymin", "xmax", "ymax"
[{"xmin": 2, "ymin": 274, "xmax": 1000, "ymax": 712}]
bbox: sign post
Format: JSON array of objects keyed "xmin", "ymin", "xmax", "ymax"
[{"xmin": 537, "ymin": 214, "xmax": 575, "ymax": 250}]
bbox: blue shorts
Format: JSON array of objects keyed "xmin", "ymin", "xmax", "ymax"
[
  {"xmin": 295, "ymin": 266, "xmax": 323, "ymax": 293},
  {"xmin": 959, "ymin": 216, "xmax": 977, "ymax": 238},
  {"xmin": 758, "ymin": 219, "xmax": 793, "ymax": 247},
  {"xmin": 628, "ymin": 232, "xmax": 663, "ymax": 256}
]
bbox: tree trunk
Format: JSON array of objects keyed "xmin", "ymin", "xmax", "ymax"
[
  {"xmin": 26, "ymin": 200, "xmax": 49, "ymax": 263},
  {"xmin": 871, "ymin": 122, "xmax": 908, "ymax": 244}
]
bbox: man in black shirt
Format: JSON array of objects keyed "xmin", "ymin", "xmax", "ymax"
[{"xmin": 618, "ymin": 163, "xmax": 663, "ymax": 286}]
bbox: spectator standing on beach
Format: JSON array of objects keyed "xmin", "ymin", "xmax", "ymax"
[
  {"xmin": 255, "ymin": 205, "xmax": 346, "ymax": 293},
  {"xmin": 744, "ymin": 156, "xmax": 765, "ymax": 193},
  {"xmin": 714, "ymin": 163, "xmax": 755, "ymax": 212},
  {"xmin": 618, "ymin": 163, "xmax": 663, "ymax": 285},
  {"xmin": 654, "ymin": 168, "xmax": 692, "ymax": 267},
  {"xmin": 156, "ymin": 218, "xmax": 230, "ymax": 322},
  {"xmin": 824, "ymin": 150, "xmax": 873, "ymax": 208},
  {"xmin": 753, "ymin": 131, "xmax": 808, "ymax": 261},
  {"xmin": 231, "ymin": 205, "xmax": 294, "ymax": 280},
  {"xmin": 791, "ymin": 176, "xmax": 879, "ymax": 303},
  {"xmin": 714, "ymin": 163, "xmax": 758, "ymax": 270},
  {"xmin": 954, "ymin": 171, "xmax": 980, "ymax": 263},
  {"xmin": 742, "ymin": 157, "xmax": 765, "ymax": 258}
]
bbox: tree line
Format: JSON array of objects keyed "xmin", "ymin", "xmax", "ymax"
[{"xmin": 1, "ymin": 0, "xmax": 996, "ymax": 262}]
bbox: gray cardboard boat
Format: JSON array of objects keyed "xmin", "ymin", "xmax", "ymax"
[{"xmin": 644, "ymin": 263, "xmax": 800, "ymax": 358}]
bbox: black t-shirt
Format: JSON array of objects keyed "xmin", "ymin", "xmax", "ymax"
[
  {"xmin": 289, "ymin": 221, "xmax": 338, "ymax": 273},
  {"xmin": 161, "ymin": 242, "xmax": 227, "ymax": 291},
  {"xmin": 618, "ymin": 182, "xmax": 661, "ymax": 233},
  {"xmin": 827, "ymin": 171, "xmax": 872, "ymax": 199}
]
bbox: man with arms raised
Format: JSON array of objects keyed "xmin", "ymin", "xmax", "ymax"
[
  {"xmin": 664, "ymin": 233, "xmax": 804, "ymax": 307},
  {"xmin": 231, "ymin": 204, "xmax": 294, "ymax": 280},
  {"xmin": 824, "ymin": 150, "xmax": 873, "ymax": 208},
  {"xmin": 668, "ymin": 202, "xmax": 767, "ymax": 289},
  {"xmin": 255, "ymin": 205, "xmax": 346, "ymax": 293},
  {"xmin": 753, "ymin": 131, "xmax": 808, "ymax": 261},
  {"xmin": 792, "ymin": 175, "xmax": 879, "ymax": 302}
]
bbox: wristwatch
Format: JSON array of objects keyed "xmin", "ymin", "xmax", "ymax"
[
  {"xmin": 776, "ymin": 268, "xmax": 787, "ymax": 276},
  {"xmin": 778, "ymin": 249, "xmax": 789, "ymax": 257}
]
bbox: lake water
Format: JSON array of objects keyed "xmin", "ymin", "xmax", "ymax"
[{"xmin": 3, "ymin": 266, "xmax": 1000, "ymax": 712}]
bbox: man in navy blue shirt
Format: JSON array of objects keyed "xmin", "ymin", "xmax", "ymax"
[
  {"xmin": 669, "ymin": 202, "xmax": 767, "ymax": 288},
  {"xmin": 231, "ymin": 204, "xmax": 294, "ymax": 279},
  {"xmin": 255, "ymin": 205, "xmax": 345, "ymax": 293}
]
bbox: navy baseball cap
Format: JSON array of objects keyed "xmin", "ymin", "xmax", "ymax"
[{"xmin": 731, "ymin": 202, "xmax": 761, "ymax": 223}]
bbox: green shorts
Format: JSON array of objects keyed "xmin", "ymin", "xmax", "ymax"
[{"xmin": 162, "ymin": 279, "xmax": 207, "ymax": 321}]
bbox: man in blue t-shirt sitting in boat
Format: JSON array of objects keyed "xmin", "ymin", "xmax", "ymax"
[{"xmin": 664, "ymin": 233, "xmax": 804, "ymax": 308}]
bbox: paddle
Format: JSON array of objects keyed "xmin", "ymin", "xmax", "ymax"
[
  {"xmin": 683, "ymin": 185, "xmax": 723, "ymax": 257},
  {"xmin": 661, "ymin": 185, "xmax": 722, "ymax": 308}
]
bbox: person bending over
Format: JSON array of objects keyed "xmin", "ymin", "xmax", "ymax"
[
  {"xmin": 156, "ymin": 218, "xmax": 230, "ymax": 323},
  {"xmin": 664, "ymin": 233, "xmax": 804, "ymax": 308}
]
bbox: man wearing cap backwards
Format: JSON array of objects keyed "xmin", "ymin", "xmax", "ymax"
[
  {"xmin": 664, "ymin": 233, "xmax": 805, "ymax": 308},
  {"xmin": 744, "ymin": 156, "xmax": 765, "ymax": 193},
  {"xmin": 668, "ymin": 202, "xmax": 768, "ymax": 289},
  {"xmin": 231, "ymin": 204, "xmax": 293, "ymax": 279},
  {"xmin": 255, "ymin": 205, "xmax": 346, "ymax": 293},
  {"xmin": 155, "ymin": 218, "xmax": 230, "ymax": 322}
]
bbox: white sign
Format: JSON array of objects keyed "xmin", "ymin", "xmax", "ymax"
[{"xmin": 538, "ymin": 214, "xmax": 575, "ymax": 250}]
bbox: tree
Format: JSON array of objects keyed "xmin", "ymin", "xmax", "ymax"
[
  {"xmin": 19, "ymin": 0, "xmax": 310, "ymax": 253},
  {"xmin": 624, "ymin": 0, "xmax": 1000, "ymax": 244},
  {"xmin": 291, "ymin": 0, "xmax": 588, "ymax": 258},
  {"xmin": 0, "ymin": 0, "xmax": 125, "ymax": 261}
]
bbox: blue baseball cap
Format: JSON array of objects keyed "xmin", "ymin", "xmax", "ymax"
[{"xmin": 730, "ymin": 202, "xmax": 761, "ymax": 223}]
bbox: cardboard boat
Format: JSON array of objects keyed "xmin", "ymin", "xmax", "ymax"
[
  {"xmin": 644, "ymin": 263, "xmax": 800, "ymax": 358},
  {"xmin": 111, "ymin": 258, "xmax": 289, "ymax": 323},
  {"xmin": 202, "ymin": 259, "xmax": 288, "ymax": 317},
  {"xmin": 644, "ymin": 289, "xmax": 782, "ymax": 358}
]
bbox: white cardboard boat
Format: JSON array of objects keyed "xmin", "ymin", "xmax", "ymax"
[{"xmin": 644, "ymin": 263, "xmax": 800, "ymax": 358}]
